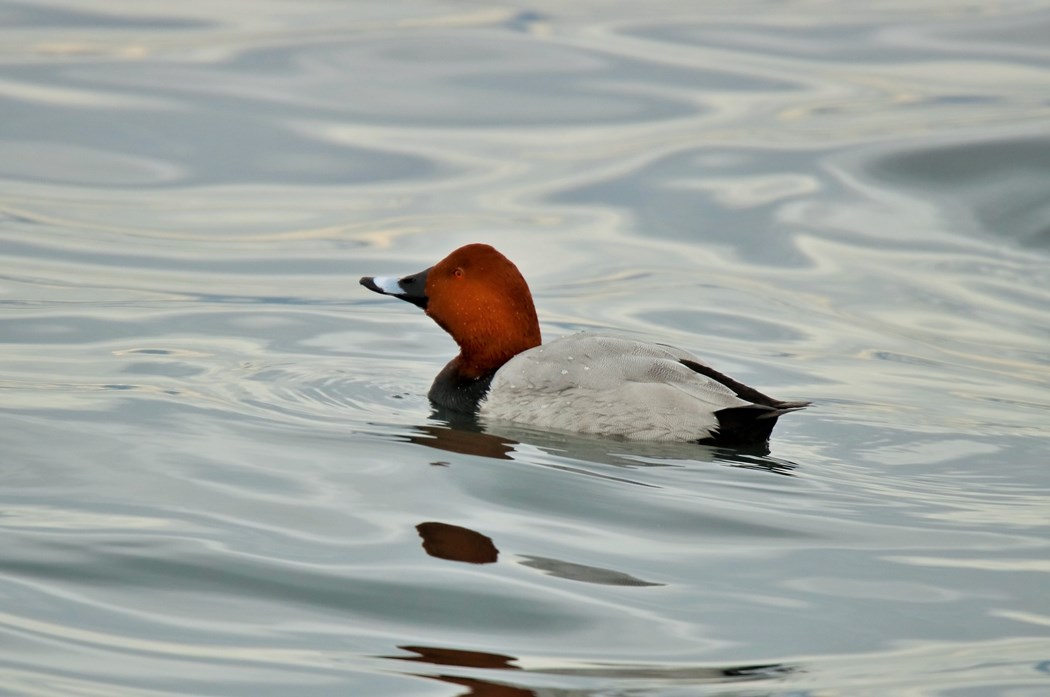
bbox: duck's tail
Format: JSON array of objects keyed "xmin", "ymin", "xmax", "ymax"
[
  {"xmin": 677, "ymin": 358, "xmax": 809, "ymax": 447},
  {"xmin": 699, "ymin": 401, "xmax": 809, "ymax": 448},
  {"xmin": 757, "ymin": 400, "xmax": 811, "ymax": 418}
]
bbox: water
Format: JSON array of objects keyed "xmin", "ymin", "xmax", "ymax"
[{"xmin": 2, "ymin": 1, "xmax": 1049, "ymax": 695}]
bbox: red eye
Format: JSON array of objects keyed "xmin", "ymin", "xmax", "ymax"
[{"xmin": 453, "ymin": 268, "xmax": 464, "ymax": 279}]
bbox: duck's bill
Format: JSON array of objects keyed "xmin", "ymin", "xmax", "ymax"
[{"xmin": 359, "ymin": 268, "xmax": 430, "ymax": 310}]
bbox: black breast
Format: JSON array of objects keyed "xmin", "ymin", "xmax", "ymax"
[{"xmin": 427, "ymin": 359, "xmax": 495, "ymax": 414}]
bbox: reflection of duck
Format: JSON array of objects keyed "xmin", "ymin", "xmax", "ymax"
[
  {"xmin": 407, "ymin": 423, "xmax": 515, "ymax": 460},
  {"xmin": 393, "ymin": 645, "xmax": 519, "ymax": 670},
  {"xmin": 362, "ymin": 244, "xmax": 807, "ymax": 447},
  {"xmin": 385, "ymin": 644, "xmax": 797, "ymax": 697},
  {"xmin": 415, "ymin": 519, "xmax": 662, "ymax": 586},
  {"xmin": 388, "ymin": 645, "xmax": 532, "ymax": 697},
  {"xmin": 416, "ymin": 522, "xmax": 499, "ymax": 564},
  {"xmin": 407, "ymin": 419, "xmax": 799, "ymax": 473}
]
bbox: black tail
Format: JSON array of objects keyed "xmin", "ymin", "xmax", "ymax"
[
  {"xmin": 698, "ymin": 403, "xmax": 808, "ymax": 448},
  {"xmin": 679, "ymin": 358, "xmax": 809, "ymax": 448}
]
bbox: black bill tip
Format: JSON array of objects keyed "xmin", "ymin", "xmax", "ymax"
[{"xmin": 359, "ymin": 268, "xmax": 430, "ymax": 310}]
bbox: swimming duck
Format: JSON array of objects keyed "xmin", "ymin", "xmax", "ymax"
[{"xmin": 361, "ymin": 244, "xmax": 807, "ymax": 446}]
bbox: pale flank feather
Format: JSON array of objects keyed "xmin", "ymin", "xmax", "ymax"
[{"xmin": 480, "ymin": 334, "xmax": 751, "ymax": 441}]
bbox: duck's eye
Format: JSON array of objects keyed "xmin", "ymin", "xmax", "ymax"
[{"xmin": 453, "ymin": 267, "xmax": 464, "ymax": 279}]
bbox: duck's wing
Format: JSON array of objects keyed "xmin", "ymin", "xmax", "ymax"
[
  {"xmin": 656, "ymin": 343, "xmax": 810, "ymax": 411},
  {"xmin": 655, "ymin": 340, "xmax": 810, "ymax": 445},
  {"xmin": 481, "ymin": 334, "xmax": 765, "ymax": 441}
]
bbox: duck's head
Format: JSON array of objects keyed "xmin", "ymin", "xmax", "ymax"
[{"xmin": 361, "ymin": 243, "xmax": 541, "ymax": 377}]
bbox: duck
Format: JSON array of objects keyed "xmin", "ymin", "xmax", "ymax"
[{"xmin": 360, "ymin": 243, "xmax": 808, "ymax": 446}]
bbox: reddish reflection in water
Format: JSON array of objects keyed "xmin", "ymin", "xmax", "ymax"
[
  {"xmin": 385, "ymin": 643, "xmax": 797, "ymax": 696},
  {"xmin": 407, "ymin": 423, "xmax": 516, "ymax": 460},
  {"xmin": 387, "ymin": 645, "xmax": 532, "ymax": 697},
  {"xmin": 425, "ymin": 675, "xmax": 535, "ymax": 697},
  {"xmin": 416, "ymin": 521, "xmax": 499, "ymax": 564},
  {"xmin": 395, "ymin": 645, "xmax": 519, "ymax": 670}
]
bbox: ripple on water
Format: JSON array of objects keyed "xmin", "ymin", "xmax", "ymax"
[{"xmin": 864, "ymin": 133, "xmax": 1050, "ymax": 249}]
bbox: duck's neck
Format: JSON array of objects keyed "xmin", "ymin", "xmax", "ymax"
[
  {"xmin": 454, "ymin": 322, "xmax": 541, "ymax": 380},
  {"xmin": 427, "ymin": 328, "xmax": 540, "ymax": 414}
]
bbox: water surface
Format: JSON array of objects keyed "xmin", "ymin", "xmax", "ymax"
[{"xmin": 2, "ymin": 1, "xmax": 1049, "ymax": 695}]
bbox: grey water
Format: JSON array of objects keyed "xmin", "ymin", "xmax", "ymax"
[{"xmin": 2, "ymin": 1, "xmax": 1049, "ymax": 695}]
